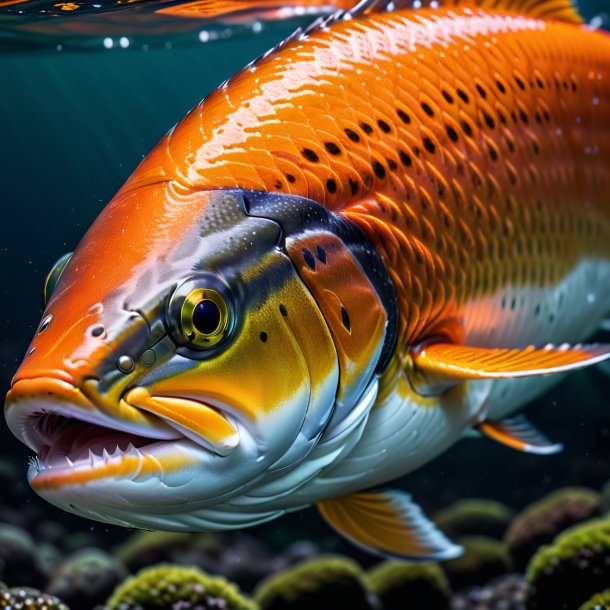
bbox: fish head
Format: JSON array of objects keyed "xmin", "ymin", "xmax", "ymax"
[{"xmin": 4, "ymin": 185, "xmax": 342, "ymax": 529}]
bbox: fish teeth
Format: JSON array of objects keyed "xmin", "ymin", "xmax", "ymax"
[
  {"xmin": 66, "ymin": 457, "xmax": 74, "ymax": 468},
  {"xmin": 88, "ymin": 449, "xmax": 96, "ymax": 467},
  {"xmin": 102, "ymin": 448, "xmax": 111, "ymax": 462}
]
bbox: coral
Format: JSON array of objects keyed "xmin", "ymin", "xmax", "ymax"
[
  {"xmin": 255, "ymin": 555, "xmax": 374, "ymax": 610},
  {"xmin": 579, "ymin": 589, "xmax": 610, "ymax": 610},
  {"xmin": 433, "ymin": 499, "xmax": 514, "ymax": 539},
  {"xmin": 367, "ymin": 560, "xmax": 451, "ymax": 609},
  {"xmin": 0, "ymin": 524, "xmax": 48, "ymax": 588},
  {"xmin": 107, "ymin": 563, "xmax": 257, "ymax": 610},
  {"xmin": 505, "ymin": 487, "xmax": 601, "ymax": 569},
  {"xmin": 47, "ymin": 548, "xmax": 127, "ymax": 610},
  {"xmin": 526, "ymin": 519, "xmax": 610, "ymax": 610},
  {"xmin": 443, "ymin": 536, "xmax": 512, "ymax": 591},
  {"xmin": 0, "ymin": 586, "xmax": 69, "ymax": 610}
]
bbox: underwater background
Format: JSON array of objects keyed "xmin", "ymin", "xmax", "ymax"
[{"xmin": 1, "ymin": 2, "xmax": 610, "ymax": 608}]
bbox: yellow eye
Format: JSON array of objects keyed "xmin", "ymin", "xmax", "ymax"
[
  {"xmin": 181, "ymin": 288, "xmax": 229, "ymax": 348},
  {"xmin": 43, "ymin": 252, "xmax": 72, "ymax": 306}
]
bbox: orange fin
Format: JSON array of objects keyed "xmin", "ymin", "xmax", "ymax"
[
  {"xmin": 318, "ymin": 490, "xmax": 462, "ymax": 560},
  {"xmin": 410, "ymin": 342, "xmax": 610, "ymax": 394},
  {"xmin": 350, "ymin": 0, "xmax": 582, "ymax": 23},
  {"xmin": 477, "ymin": 415, "xmax": 564, "ymax": 455}
]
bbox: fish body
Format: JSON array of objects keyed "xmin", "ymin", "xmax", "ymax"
[{"xmin": 5, "ymin": 0, "xmax": 610, "ymax": 558}]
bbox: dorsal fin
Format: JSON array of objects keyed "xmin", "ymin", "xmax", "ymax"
[{"xmin": 348, "ymin": 0, "xmax": 582, "ymax": 24}]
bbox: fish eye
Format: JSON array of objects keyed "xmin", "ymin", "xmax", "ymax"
[
  {"xmin": 43, "ymin": 252, "xmax": 73, "ymax": 306},
  {"xmin": 180, "ymin": 288, "xmax": 229, "ymax": 348}
]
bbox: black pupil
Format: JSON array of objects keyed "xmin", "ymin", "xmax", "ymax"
[{"xmin": 192, "ymin": 299, "xmax": 221, "ymax": 335}]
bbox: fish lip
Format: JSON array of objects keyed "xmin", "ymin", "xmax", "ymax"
[{"xmin": 4, "ymin": 376, "xmax": 204, "ymax": 492}]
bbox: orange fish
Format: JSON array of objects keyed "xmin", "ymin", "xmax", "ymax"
[{"xmin": 5, "ymin": 0, "xmax": 610, "ymax": 560}]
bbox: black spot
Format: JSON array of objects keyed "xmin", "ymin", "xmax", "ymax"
[
  {"xmin": 302, "ymin": 248, "xmax": 316, "ymax": 269},
  {"xmin": 515, "ymin": 76, "xmax": 526, "ymax": 90},
  {"xmin": 421, "ymin": 102, "xmax": 434, "ymax": 117},
  {"xmin": 399, "ymin": 149, "xmax": 412, "ymax": 166},
  {"xmin": 387, "ymin": 158, "xmax": 398, "ymax": 171},
  {"xmin": 325, "ymin": 142, "xmax": 341, "ymax": 155},
  {"xmin": 532, "ymin": 141, "xmax": 540, "ymax": 155},
  {"xmin": 349, "ymin": 178, "xmax": 359, "ymax": 195},
  {"xmin": 442, "ymin": 90, "xmax": 454, "ymax": 104},
  {"xmin": 279, "ymin": 304, "xmax": 288, "ymax": 317},
  {"xmin": 496, "ymin": 80, "xmax": 506, "ymax": 94},
  {"xmin": 372, "ymin": 160, "xmax": 386, "ymax": 179},
  {"xmin": 461, "ymin": 120, "xmax": 473, "ymax": 137},
  {"xmin": 316, "ymin": 244, "xmax": 327, "ymax": 263},
  {"xmin": 286, "ymin": 173, "xmax": 296, "ymax": 183},
  {"xmin": 302, "ymin": 148, "xmax": 319, "ymax": 162},
  {"xmin": 476, "ymin": 84, "xmax": 487, "ymax": 99},
  {"xmin": 341, "ymin": 306, "xmax": 351, "ymax": 333},
  {"xmin": 38, "ymin": 318, "xmax": 51, "ymax": 333},
  {"xmin": 483, "ymin": 113, "xmax": 496, "ymax": 129},
  {"xmin": 520, "ymin": 110, "xmax": 529, "ymax": 124},
  {"xmin": 397, "ymin": 108, "xmax": 411, "ymax": 124},
  {"xmin": 457, "ymin": 88, "xmax": 470, "ymax": 104},
  {"xmin": 536, "ymin": 76, "xmax": 545, "ymax": 89},
  {"xmin": 377, "ymin": 119, "xmax": 391, "ymax": 133},
  {"xmin": 423, "ymin": 137, "xmax": 436, "ymax": 154},
  {"xmin": 91, "ymin": 325, "xmax": 104, "ymax": 337},
  {"xmin": 360, "ymin": 121, "xmax": 374, "ymax": 135},
  {"xmin": 326, "ymin": 179, "xmax": 337, "ymax": 194},
  {"xmin": 345, "ymin": 128, "xmax": 360, "ymax": 142},
  {"xmin": 488, "ymin": 144, "xmax": 498, "ymax": 161},
  {"xmin": 260, "ymin": 332, "xmax": 268, "ymax": 343},
  {"xmin": 274, "ymin": 181, "xmax": 282, "ymax": 189},
  {"xmin": 446, "ymin": 126, "xmax": 459, "ymax": 142}
]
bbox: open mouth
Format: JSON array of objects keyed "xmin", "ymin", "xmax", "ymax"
[
  {"xmin": 33, "ymin": 412, "xmax": 163, "ymax": 473},
  {"xmin": 4, "ymin": 377, "xmax": 199, "ymax": 491},
  {"xmin": 5, "ymin": 376, "xmax": 241, "ymax": 492}
]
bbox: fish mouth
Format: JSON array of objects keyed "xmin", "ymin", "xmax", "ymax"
[{"xmin": 4, "ymin": 377, "xmax": 219, "ymax": 492}]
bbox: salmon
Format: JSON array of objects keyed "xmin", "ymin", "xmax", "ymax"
[{"xmin": 5, "ymin": 0, "xmax": 610, "ymax": 560}]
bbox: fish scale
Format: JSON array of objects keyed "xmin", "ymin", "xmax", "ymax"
[{"xmin": 127, "ymin": 2, "xmax": 610, "ymax": 360}]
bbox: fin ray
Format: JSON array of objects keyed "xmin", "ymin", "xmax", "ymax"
[
  {"xmin": 477, "ymin": 415, "xmax": 563, "ymax": 455},
  {"xmin": 318, "ymin": 489, "xmax": 462, "ymax": 560}
]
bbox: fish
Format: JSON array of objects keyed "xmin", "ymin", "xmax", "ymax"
[{"xmin": 5, "ymin": 0, "xmax": 610, "ymax": 560}]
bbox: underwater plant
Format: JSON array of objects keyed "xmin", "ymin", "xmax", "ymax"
[
  {"xmin": 526, "ymin": 518, "xmax": 610, "ymax": 609},
  {"xmin": 47, "ymin": 548, "xmax": 127, "ymax": 610},
  {"xmin": 106, "ymin": 563, "xmax": 257, "ymax": 610},
  {"xmin": 367, "ymin": 560, "xmax": 451, "ymax": 609},
  {"xmin": 505, "ymin": 487, "xmax": 601, "ymax": 569},
  {"xmin": 579, "ymin": 589, "xmax": 610, "ymax": 610},
  {"xmin": 433, "ymin": 499, "xmax": 514, "ymax": 540},
  {"xmin": 0, "ymin": 524, "xmax": 48, "ymax": 588},
  {"xmin": 442, "ymin": 536, "xmax": 513, "ymax": 591},
  {"xmin": 254, "ymin": 555, "xmax": 374, "ymax": 610},
  {"xmin": 0, "ymin": 586, "xmax": 69, "ymax": 610}
]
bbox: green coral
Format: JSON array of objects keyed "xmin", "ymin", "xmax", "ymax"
[
  {"xmin": 107, "ymin": 563, "xmax": 257, "ymax": 610},
  {"xmin": 255, "ymin": 555, "xmax": 373, "ymax": 610},
  {"xmin": 579, "ymin": 590, "xmax": 610, "ymax": 610},
  {"xmin": 434, "ymin": 499, "xmax": 514, "ymax": 540},
  {"xmin": 526, "ymin": 519, "xmax": 610, "ymax": 609},
  {"xmin": 367, "ymin": 561, "xmax": 451, "ymax": 609},
  {"xmin": 0, "ymin": 586, "xmax": 69, "ymax": 610},
  {"xmin": 442, "ymin": 536, "xmax": 512, "ymax": 591},
  {"xmin": 505, "ymin": 487, "xmax": 600, "ymax": 569}
]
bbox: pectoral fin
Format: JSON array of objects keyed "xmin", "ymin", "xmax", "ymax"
[
  {"xmin": 477, "ymin": 415, "xmax": 563, "ymax": 455},
  {"xmin": 410, "ymin": 342, "xmax": 610, "ymax": 394},
  {"xmin": 317, "ymin": 490, "xmax": 462, "ymax": 561}
]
